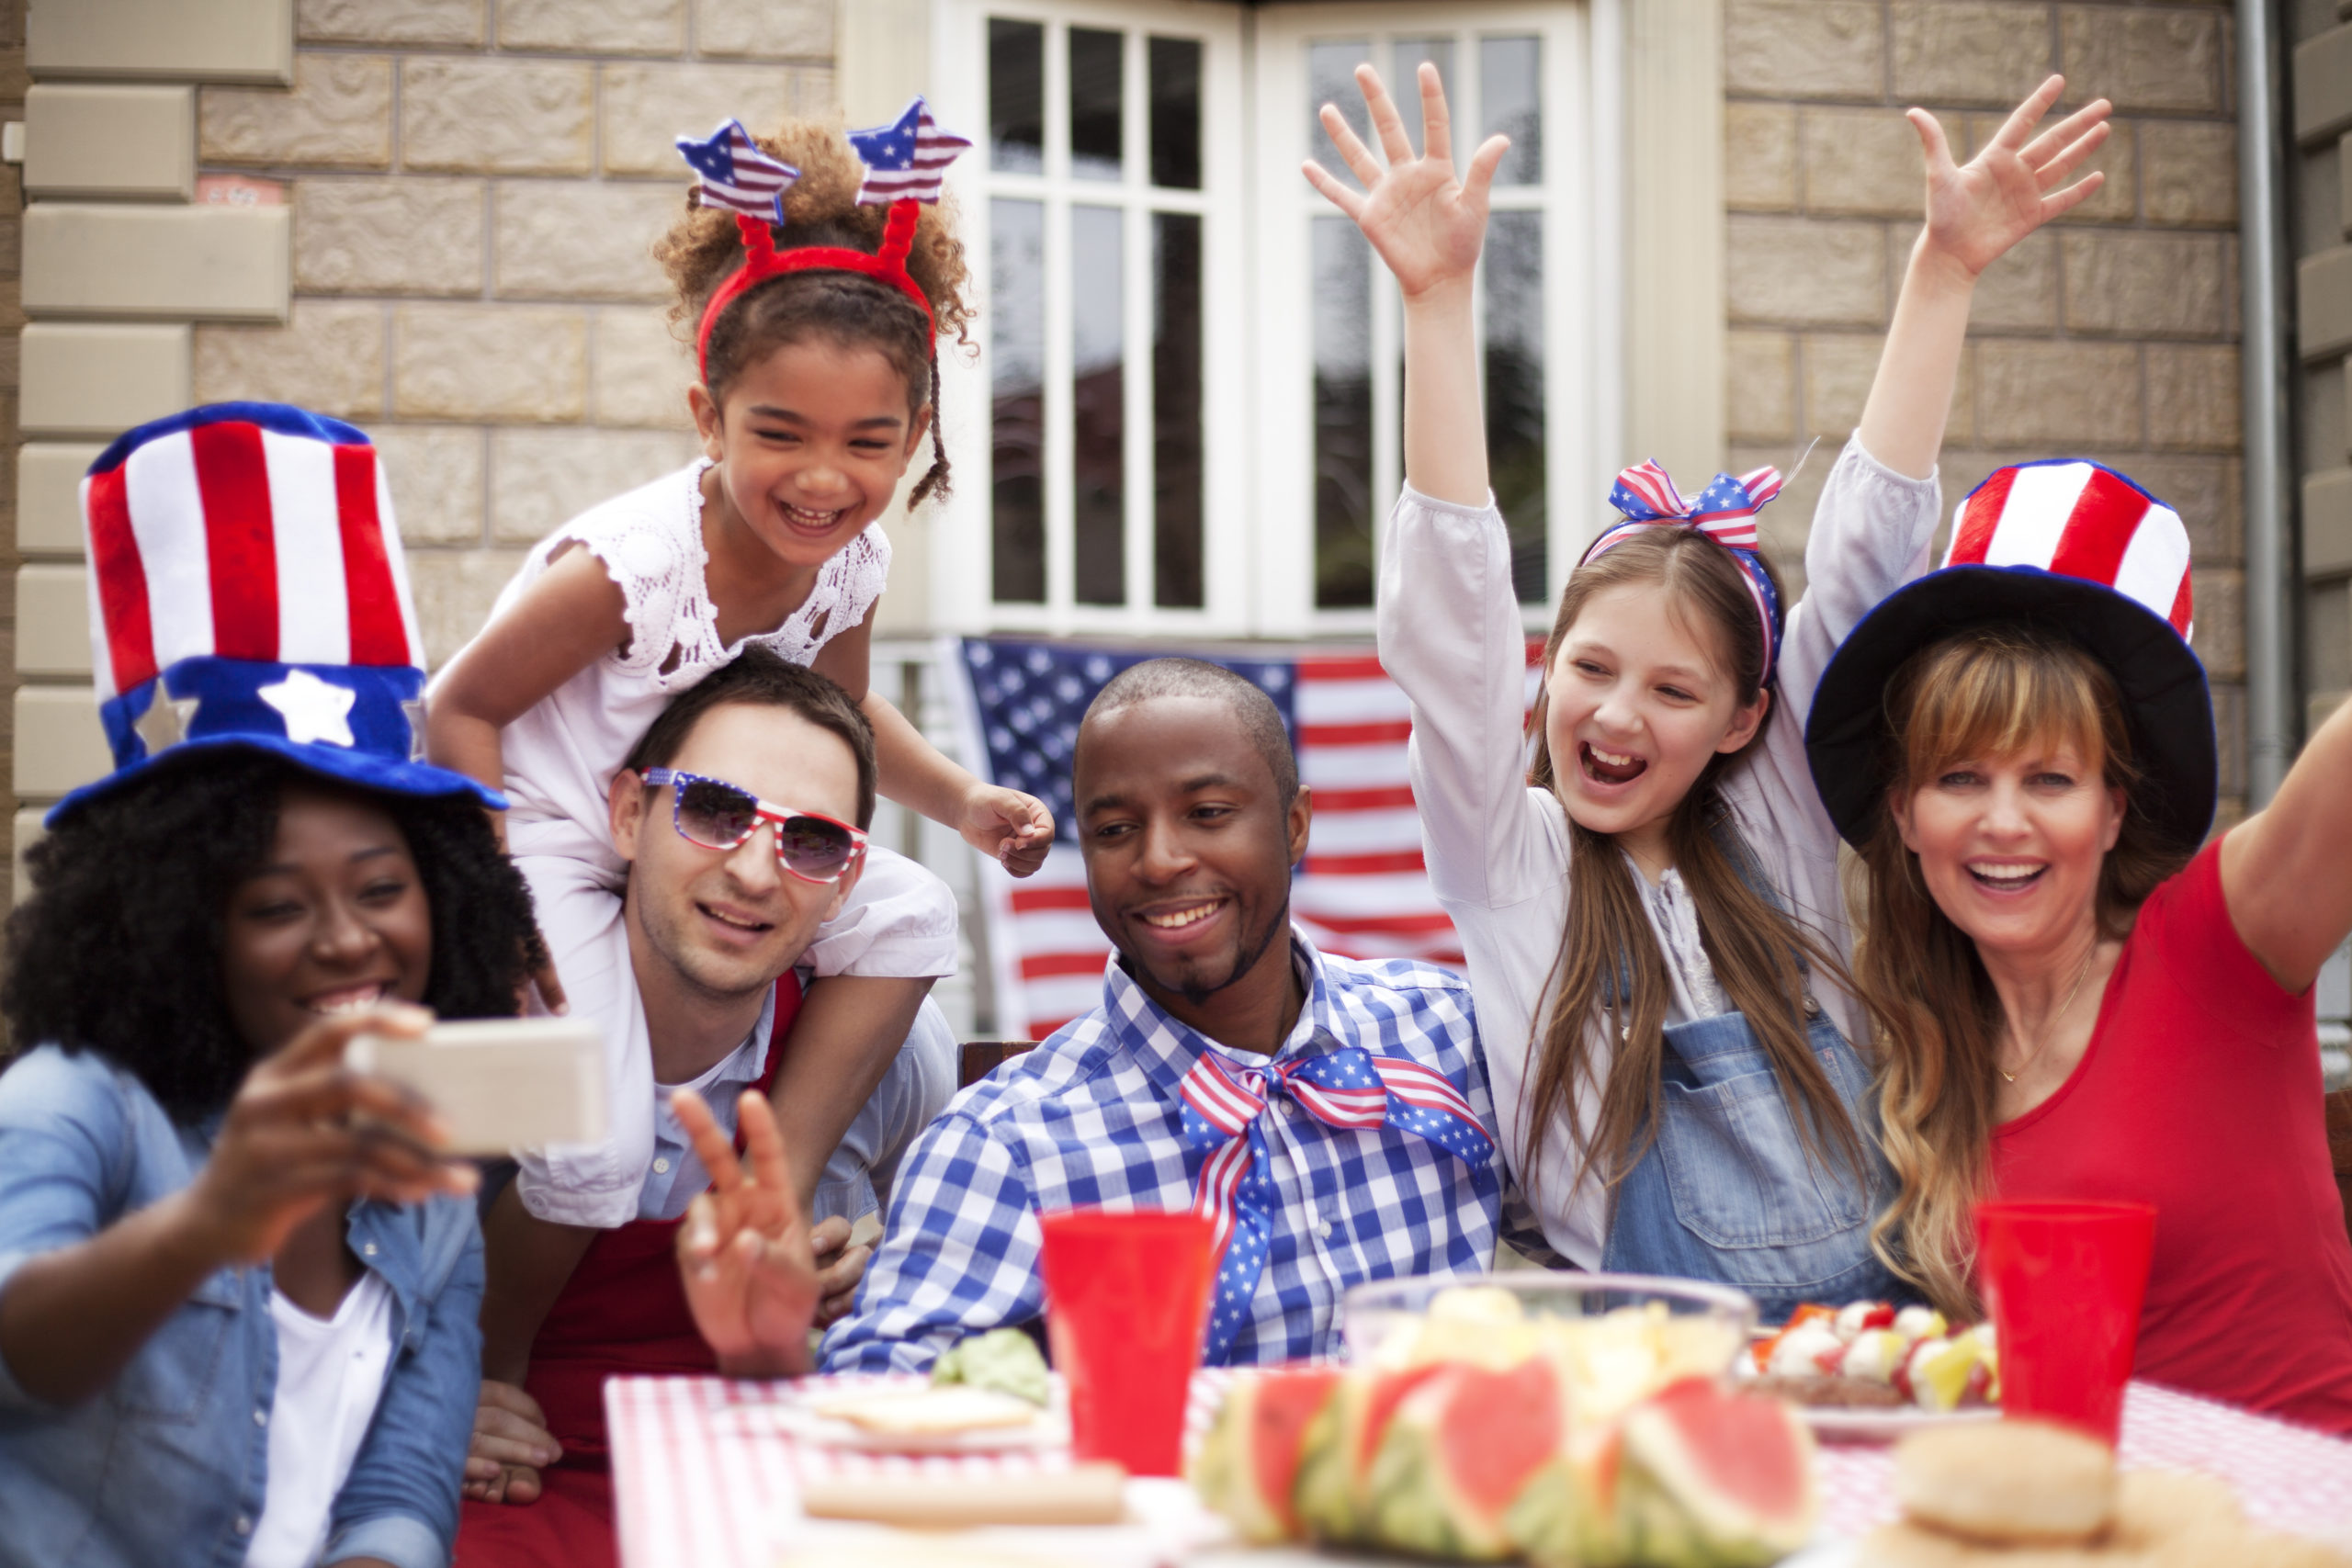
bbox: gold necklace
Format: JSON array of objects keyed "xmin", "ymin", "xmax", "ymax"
[{"xmin": 1999, "ymin": 942, "xmax": 2098, "ymax": 1085}]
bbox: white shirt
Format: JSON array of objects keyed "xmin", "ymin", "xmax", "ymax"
[
  {"xmin": 243, "ymin": 1273, "xmax": 396, "ymax": 1568},
  {"xmin": 1374, "ymin": 435, "xmax": 1941, "ymax": 1267}
]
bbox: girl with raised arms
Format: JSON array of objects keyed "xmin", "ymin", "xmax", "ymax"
[
  {"xmin": 1313, "ymin": 65, "xmax": 2111, "ymax": 1313},
  {"xmin": 424, "ymin": 108, "xmax": 1051, "ymax": 1380}
]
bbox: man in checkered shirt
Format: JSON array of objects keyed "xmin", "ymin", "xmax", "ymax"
[{"xmin": 824, "ymin": 659, "xmax": 1541, "ymax": 1372}]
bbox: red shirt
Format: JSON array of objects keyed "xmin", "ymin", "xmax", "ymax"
[{"xmin": 1991, "ymin": 842, "xmax": 2352, "ymax": 1432}]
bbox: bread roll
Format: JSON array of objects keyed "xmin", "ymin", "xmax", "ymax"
[
  {"xmin": 1894, "ymin": 1420, "xmax": 2116, "ymax": 1546},
  {"xmin": 2102, "ymin": 1470, "xmax": 2242, "ymax": 1551}
]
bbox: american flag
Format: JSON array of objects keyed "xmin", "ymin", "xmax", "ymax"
[
  {"xmin": 674, "ymin": 118, "xmax": 799, "ymax": 223},
  {"xmin": 952, "ymin": 637, "xmax": 1544, "ymax": 1039},
  {"xmin": 847, "ymin": 96, "xmax": 971, "ymax": 206}
]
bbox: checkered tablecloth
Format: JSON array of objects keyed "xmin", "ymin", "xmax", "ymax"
[{"xmin": 606, "ymin": 1373, "xmax": 2352, "ymax": 1568}]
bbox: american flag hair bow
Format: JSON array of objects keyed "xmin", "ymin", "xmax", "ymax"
[
  {"xmin": 1179, "ymin": 1045, "xmax": 1494, "ymax": 1362},
  {"xmin": 847, "ymin": 96, "xmax": 971, "ymax": 206},
  {"xmin": 675, "ymin": 118, "xmax": 800, "ymax": 225},
  {"xmin": 1584, "ymin": 460, "xmax": 1788, "ymax": 676}
]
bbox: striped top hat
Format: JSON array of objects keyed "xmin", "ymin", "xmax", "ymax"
[
  {"xmin": 53, "ymin": 402, "xmax": 503, "ymax": 822},
  {"xmin": 1805, "ymin": 458, "xmax": 2213, "ymax": 853}
]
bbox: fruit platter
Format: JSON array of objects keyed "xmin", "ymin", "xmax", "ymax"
[
  {"xmin": 1747, "ymin": 1300, "xmax": 1999, "ymax": 1438},
  {"xmin": 1188, "ymin": 1275, "xmax": 1822, "ymax": 1566}
]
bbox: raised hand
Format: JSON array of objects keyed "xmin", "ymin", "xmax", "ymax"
[
  {"xmin": 673, "ymin": 1087, "xmax": 820, "ymax": 1378},
  {"xmin": 1302, "ymin": 62, "xmax": 1510, "ymax": 302},
  {"xmin": 1913, "ymin": 74, "xmax": 2109, "ymax": 280}
]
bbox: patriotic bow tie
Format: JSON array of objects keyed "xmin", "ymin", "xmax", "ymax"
[
  {"xmin": 1178, "ymin": 1044, "xmax": 1494, "ymax": 1363},
  {"xmin": 1584, "ymin": 459, "xmax": 1787, "ymax": 675}
]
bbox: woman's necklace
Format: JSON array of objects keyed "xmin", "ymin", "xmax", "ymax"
[{"xmin": 1999, "ymin": 941, "xmax": 2099, "ymax": 1085}]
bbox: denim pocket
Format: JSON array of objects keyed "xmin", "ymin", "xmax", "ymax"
[
  {"xmin": 1656, "ymin": 1054, "xmax": 1869, "ymax": 1250},
  {"xmin": 111, "ymin": 1280, "xmax": 237, "ymax": 1423}
]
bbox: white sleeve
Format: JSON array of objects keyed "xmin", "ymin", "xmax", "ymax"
[
  {"xmin": 1375, "ymin": 485, "xmax": 1555, "ymax": 911},
  {"xmin": 804, "ymin": 844, "xmax": 960, "ymax": 979}
]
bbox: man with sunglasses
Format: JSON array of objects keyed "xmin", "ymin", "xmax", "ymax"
[
  {"xmin": 824, "ymin": 659, "xmax": 1534, "ymax": 1374},
  {"xmin": 459, "ymin": 651, "xmax": 956, "ymax": 1557}
]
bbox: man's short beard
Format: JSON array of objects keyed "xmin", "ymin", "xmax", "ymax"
[{"xmin": 1170, "ymin": 895, "xmax": 1290, "ymax": 1007}]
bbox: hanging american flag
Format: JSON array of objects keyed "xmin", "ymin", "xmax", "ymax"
[
  {"xmin": 951, "ymin": 637, "xmax": 1544, "ymax": 1039},
  {"xmin": 847, "ymin": 96, "xmax": 971, "ymax": 206},
  {"xmin": 674, "ymin": 118, "xmax": 800, "ymax": 223}
]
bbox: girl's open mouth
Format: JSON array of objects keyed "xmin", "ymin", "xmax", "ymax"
[
  {"xmin": 1965, "ymin": 862, "xmax": 2048, "ymax": 894},
  {"xmin": 1579, "ymin": 741, "xmax": 1648, "ymax": 786}
]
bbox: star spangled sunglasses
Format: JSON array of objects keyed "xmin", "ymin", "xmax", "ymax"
[{"xmin": 639, "ymin": 768, "xmax": 868, "ymax": 885}]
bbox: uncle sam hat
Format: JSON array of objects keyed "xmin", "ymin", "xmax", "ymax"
[
  {"xmin": 51, "ymin": 402, "xmax": 503, "ymax": 823},
  {"xmin": 1805, "ymin": 457, "xmax": 2213, "ymax": 856}
]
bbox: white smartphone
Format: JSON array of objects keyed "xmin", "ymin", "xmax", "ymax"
[{"xmin": 345, "ymin": 1017, "xmax": 607, "ymax": 1156}]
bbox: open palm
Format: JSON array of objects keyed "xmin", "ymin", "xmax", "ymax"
[
  {"xmin": 1917, "ymin": 74, "xmax": 2110, "ymax": 278},
  {"xmin": 1303, "ymin": 63, "xmax": 1509, "ymax": 300}
]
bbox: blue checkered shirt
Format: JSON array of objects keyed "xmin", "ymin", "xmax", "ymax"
[{"xmin": 821, "ymin": 931, "xmax": 1526, "ymax": 1372}]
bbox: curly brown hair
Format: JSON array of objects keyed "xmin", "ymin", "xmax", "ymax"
[{"xmin": 655, "ymin": 115, "xmax": 975, "ymax": 506}]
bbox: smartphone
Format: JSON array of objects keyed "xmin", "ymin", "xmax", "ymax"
[{"xmin": 345, "ymin": 1017, "xmax": 607, "ymax": 1156}]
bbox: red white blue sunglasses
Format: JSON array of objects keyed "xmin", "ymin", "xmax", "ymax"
[{"xmin": 640, "ymin": 768, "xmax": 867, "ymax": 885}]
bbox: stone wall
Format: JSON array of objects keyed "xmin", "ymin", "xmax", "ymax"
[
  {"xmin": 190, "ymin": 0, "xmax": 836, "ymax": 669},
  {"xmin": 1723, "ymin": 0, "xmax": 2250, "ymax": 820}
]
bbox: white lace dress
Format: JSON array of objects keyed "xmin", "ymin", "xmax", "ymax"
[{"xmin": 444, "ymin": 459, "xmax": 958, "ymax": 1227}]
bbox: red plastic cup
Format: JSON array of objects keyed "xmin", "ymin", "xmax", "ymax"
[
  {"xmin": 1035, "ymin": 1207, "xmax": 1216, "ymax": 1477},
  {"xmin": 1974, "ymin": 1200, "xmax": 2157, "ymax": 1445}
]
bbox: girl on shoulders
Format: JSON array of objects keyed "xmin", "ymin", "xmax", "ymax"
[{"xmin": 1312, "ymin": 66, "xmax": 2109, "ymax": 1314}]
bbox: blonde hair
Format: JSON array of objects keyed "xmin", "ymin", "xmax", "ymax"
[
  {"xmin": 1859, "ymin": 626, "xmax": 2187, "ymax": 1313},
  {"xmin": 651, "ymin": 116, "xmax": 975, "ymax": 505},
  {"xmin": 1519, "ymin": 529, "xmax": 1874, "ymax": 1206}
]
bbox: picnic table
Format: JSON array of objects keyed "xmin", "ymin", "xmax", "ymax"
[{"xmin": 607, "ymin": 1371, "xmax": 2352, "ymax": 1568}]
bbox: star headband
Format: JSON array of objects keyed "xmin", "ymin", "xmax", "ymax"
[
  {"xmin": 676, "ymin": 99, "xmax": 972, "ymax": 382},
  {"xmin": 1579, "ymin": 459, "xmax": 1787, "ymax": 676}
]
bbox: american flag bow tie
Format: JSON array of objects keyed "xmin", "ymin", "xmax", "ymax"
[
  {"xmin": 1178, "ymin": 1044, "xmax": 1494, "ymax": 1362},
  {"xmin": 1605, "ymin": 459, "xmax": 1785, "ymax": 549},
  {"xmin": 675, "ymin": 118, "xmax": 799, "ymax": 224}
]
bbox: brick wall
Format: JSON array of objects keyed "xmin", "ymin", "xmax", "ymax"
[
  {"xmin": 189, "ymin": 0, "xmax": 836, "ymax": 670},
  {"xmin": 1722, "ymin": 0, "xmax": 2249, "ymax": 821}
]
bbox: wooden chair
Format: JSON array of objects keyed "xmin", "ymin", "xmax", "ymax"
[
  {"xmin": 958, "ymin": 1040, "xmax": 1038, "ymax": 1089},
  {"xmin": 2326, "ymin": 1088, "xmax": 2352, "ymax": 1246}
]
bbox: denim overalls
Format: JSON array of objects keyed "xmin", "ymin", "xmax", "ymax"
[{"xmin": 1594, "ymin": 830, "xmax": 1899, "ymax": 1322}]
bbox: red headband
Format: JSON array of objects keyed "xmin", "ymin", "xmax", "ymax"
[{"xmin": 695, "ymin": 200, "xmax": 934, "ymax": 382}]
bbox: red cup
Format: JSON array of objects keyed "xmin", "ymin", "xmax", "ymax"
[
  {"xmin": 1035, "ymin": 1207, "xmax": 1216, "ymax": 1477},
  {"xmin": 1974, "ymin": 1199, "xmax": 2156, "ymax": 1445}
]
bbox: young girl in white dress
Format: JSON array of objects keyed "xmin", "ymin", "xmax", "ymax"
[
  {"xmin": 427, "ymin": 109, "xmax": 1050, "ymax": 1368},
  {"xmin": 1314, "ymin": 65, "xmax": 2112, "ymax": 1314}
]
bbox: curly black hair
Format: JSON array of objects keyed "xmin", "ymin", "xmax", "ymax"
[{"xmin": 1, "ymin": 750, "xmax": 546, "ymax": 1123}]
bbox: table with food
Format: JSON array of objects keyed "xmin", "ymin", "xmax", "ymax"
[{"xmin": 605, "ymin": 1268, "xmax": 2352, "ymax": 1568}]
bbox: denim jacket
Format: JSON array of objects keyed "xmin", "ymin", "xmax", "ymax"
[{"xmin": 0, "ymin": 1046, "xmax": 483, "ymax": 1568}]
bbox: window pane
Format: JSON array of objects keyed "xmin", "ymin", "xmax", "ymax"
[
  {"xmin": 1482, "ymin": 36, "xmax": 1543, "ymax": 186},
  {"xmin": 990, "ymin": 198, "xmax": 1046, "ymax": 604},
  {"xmin": 1312, "ymin": 215, "xmax": 1374, "ymax": 610},
  {"xmin": 1153, "ymin": 212, "xmax": 1204, "ymax": 608},
  {"xmin": 1148, "ymin": 36, "xmax": 1202, "ymax": 190},
  {"xmin": 1486, "ymin": 210, "xmax": 1546, "ymax": 603},
  {"xmin": 989, "ymin": 19, "xmax": 1044, "ymax": 175},
  {"xmin": 1070, "ymin": 28, "xmax": 1123, "ymax": 182},
  {"xmin": 1072, "ymin": 206, "xmax": 1125, "ymax": 605},
  {"xmin": 1308, "ymin": 39, "xmax": 1371, "ymax": 186},
  {"xmin": 1390, "ymin": 38, "xmax": 1454, "ymax": 156}
]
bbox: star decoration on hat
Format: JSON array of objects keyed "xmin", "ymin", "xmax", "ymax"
[
  {"xmin": 846, "ymin": 96, "xmax": 970, "ymax": 205},
  {"xmin": 401, "ymin": 698, "xmax": 428, "ymax": 761},
  {"xmin": 133, "ymin": 692, "xmax": 199, "ymax": 758},
  {"xmin": 260, "ymin": 670, "xmax": 357, "ymax": 748}
]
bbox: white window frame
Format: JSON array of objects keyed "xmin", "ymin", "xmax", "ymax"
[{"xmin": 929, "ymin": 0, "xmax": 1621, "ymax": 640}]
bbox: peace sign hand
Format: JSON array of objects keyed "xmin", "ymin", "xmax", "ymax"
[
  {"xmin": 673, "ymin": 1088, "xmax": 820, "ymax": 1379},
  {"xmin": 1302, "ymin": 62, "xmax": 1510, "ymax": 302},
  {"xmin": 1913, "ymin": 74, "xmax": 2110, "ymax": 280}
]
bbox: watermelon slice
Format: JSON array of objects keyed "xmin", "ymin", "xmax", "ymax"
[
  {"xmin": 1185, "ymin": 1367, "xmax": 1342, "ymax": 1544},
  {"xmin": 1611, "ymin": 1377, "xmax": 1818, "ymax": 1568},
  {"xmin": 1292, "ymin": 1364, "xmax": 1444, "ymax": 1546},
  {"xmin": 1364, "ymin": 1359, "xmax": 1566, "ymax": 1561},
  {"xmin": 1506, "ymin": 1417, "xmax": 1634, "ymax": 1568}
]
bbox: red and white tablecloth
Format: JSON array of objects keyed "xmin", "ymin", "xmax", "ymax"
[{"xmin": 606, "ymin": 1373, "xmax": 2352, "ymax": 1568}]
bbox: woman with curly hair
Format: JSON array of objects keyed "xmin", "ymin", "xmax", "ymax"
[
  {"xmin": 0, "ymin": 405, "xmax": 543, "ymax": 1568},
  {"xmin": 422, "ymin": 102, "xmax": 1051, "ymax": 1390}
]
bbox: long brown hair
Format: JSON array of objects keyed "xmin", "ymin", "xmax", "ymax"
[
  {"xmin": 653, "ymin": 116, "xmax": 975, "ymax": 506},
  {"xmin": 1859, "ymin": 626, "xmax": 2188, "ymax": 1313},
  {"xmin": 1520, "ymin": 529, "xmax": 1873, "ymax": 1208}
]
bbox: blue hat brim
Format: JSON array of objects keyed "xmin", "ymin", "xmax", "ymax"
[
  {"xmin": 46, "ymin": 735, "xmax": 503, "ymax": 828},
  {"xmin": 1803, "ymin": 564, "xmax": 2216, "ymax": 854}
]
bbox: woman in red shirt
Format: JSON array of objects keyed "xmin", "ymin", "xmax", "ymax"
[{"xmin": 1805, "ymin": 458, "xmax": 2352, "ymax": 1432}]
